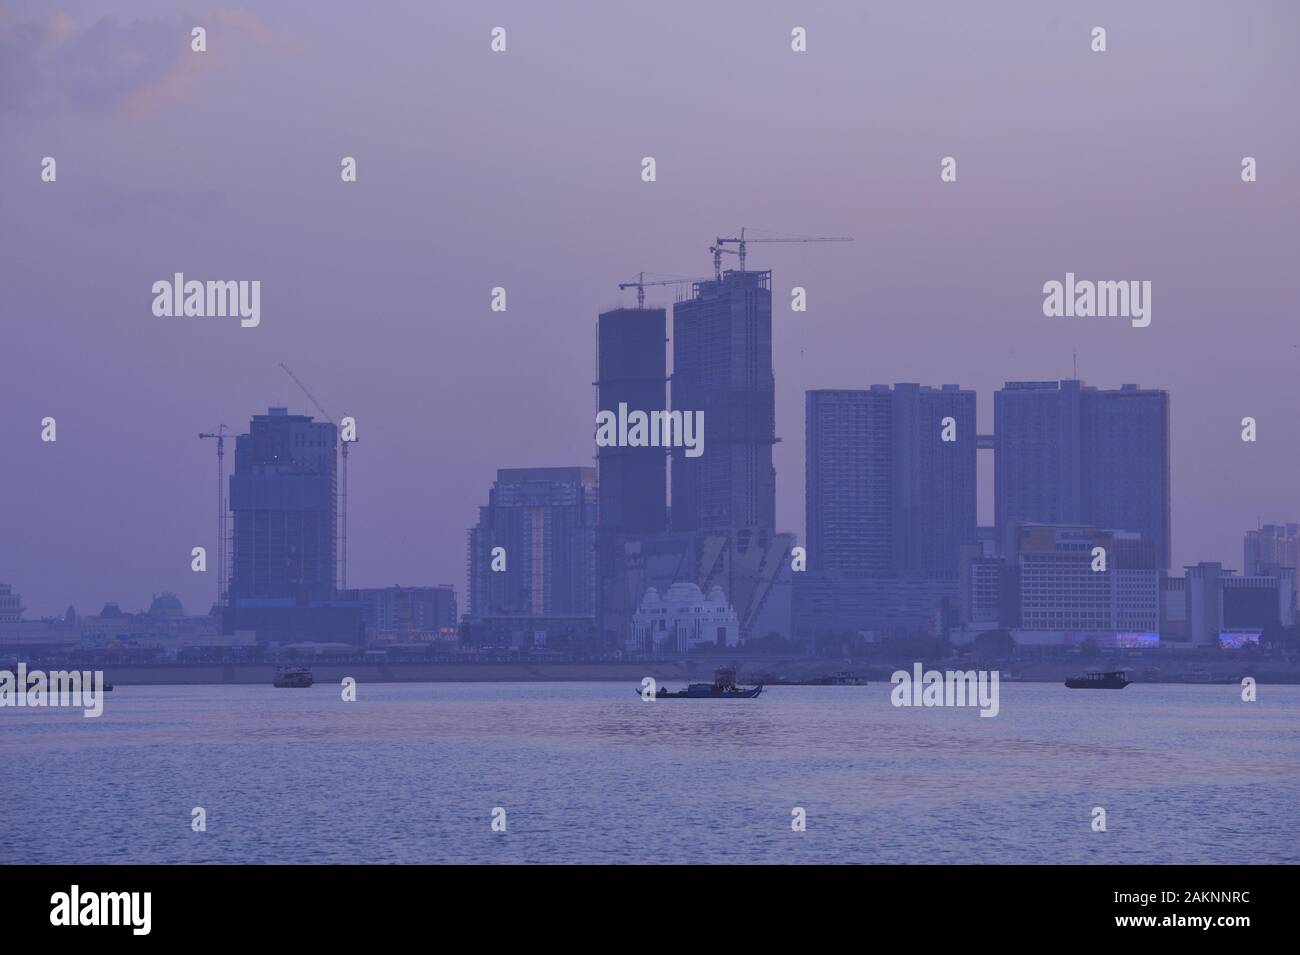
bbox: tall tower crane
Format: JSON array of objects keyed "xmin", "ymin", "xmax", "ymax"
[
  {"xmin": 618, "ymin": 272, "xmax": 711, "ymax": 308},
  {"xmin": 197, "ymin": 425, "xmax": 231, "ymax": 608},
  {"xmin": 277, "ymin": 363, "xmax": 355, "ymax": 591},
  {"xmin": 709, "ymin": 227, "xmax": 854, "ymax": 278}
]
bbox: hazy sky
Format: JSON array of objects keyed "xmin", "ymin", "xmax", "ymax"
[{"xmin": 2, "ymin": 0, "xmax": 1298, "ymax": 617}]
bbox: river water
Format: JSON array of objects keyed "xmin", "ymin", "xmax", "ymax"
[{"xmin": 2, "ymin": 681, "xmax": 1295, "ymax": 863}]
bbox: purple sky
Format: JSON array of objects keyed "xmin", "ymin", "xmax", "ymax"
[{"xmin": 2, "ymin": 0, "xmax": 1298, "ymax": 617}]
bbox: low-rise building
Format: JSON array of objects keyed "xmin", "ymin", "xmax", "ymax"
[
  {"xmin": 628, "ymin": 583, "xmax": 739, "ymax": 654},
  {"xmin": 951, "ymin": 523, "xmax": 1159, "ymax": 647},
  {"xmin": 793, "ymin": 573, "xmax": 958, "ymax": 641},
  {"xmin": 1171, "ymin": 562, "xmax": 1295, "ymax": 648},
  {"xmin": 341, "ymin": 585, "xmax": 458, "ymax": 642}
]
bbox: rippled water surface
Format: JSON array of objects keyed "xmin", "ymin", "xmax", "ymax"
[{"xmin": 2, "ymin": 681, "xmax": 1296, "ymax": 863}]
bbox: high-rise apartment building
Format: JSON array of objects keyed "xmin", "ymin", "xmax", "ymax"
[
  {"xmin": 805, "ymin": 384, "xmax": 976, "ymax": 580},
  {"xmin": 467, "ymin": 467, "xmax": 598, "ymax": 619},
  {"xmin": 995, "ymin": 381, "xmax": 1170, "ymax": 568},
  {"xmin": 1244, "ymin": 523, "xmax": 1300, "ymax": 577},
  {"xmin": 1081, "ymin": 384, "xmax": 1171, "ymax": 570},
  {"xmin": 805, "ymin": 388, "xmax": 893, "ymax": 577}
]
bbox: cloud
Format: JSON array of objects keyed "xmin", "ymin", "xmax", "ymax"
[{"xmin": 0, "ymin": 8, "xmax": 280, "ymax": 117}]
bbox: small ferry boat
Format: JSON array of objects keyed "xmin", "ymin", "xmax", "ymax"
[
  {"xmin": 820, "ymin": 670, "xmax": 866, "ymax": 686},
  {"xmin": 640, "ymin": 667, "xmax": 763, "ymax": 699},
  {"xmin": 273, "ymin": 666, "xmax": 314, "ymax": 688},
  {"xmin": 797, "ymin": 670, "xmax": 867, "ymax": 686},
  {"xmin": 1177, "ymin": 671, "xmax": 1235, "ymax": 685},
  {"xmin": 24, "ymin": 675, "xmax": 112, "ymax": 691},
  {"xmin": 1065, "ymin": 669, "xmax": 1130, "ymax": 689},
  {"xmin": 750, "ymin": 669, "xmax": 866, "ymax": 687}
]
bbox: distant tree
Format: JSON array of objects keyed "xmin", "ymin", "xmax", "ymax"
[
  {"xmin": 745, "ymin": 631, "xmax": 793, "ymax": 652},
  {"xmin": 843, "ymin": 632, "xmax": 870, "ymax": 656},
  {"xmin": 888, "ymin": 630, "xmax": 944, "ymax": 659},
  {"xmin": 1259, "ymin": 620, "xmax": 1286, "ymax": 650},
  {"xmin": 973, "ymin": 628, "xmax": 1015, "ymax": 660},
  {"xmin": 1284, "ymin": 624, "xmax": 1300, "ymax": 651},
  {"xmin": 1077, "ymin": 637, "xmax": 1101, "ymax": 661}
]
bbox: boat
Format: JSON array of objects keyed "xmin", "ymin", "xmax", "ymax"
[
  {"xmin": 746, "ymin": 667, "xmax": 867, "ymax": 686},
  {"xmin": 273, "ymin": 666, "xmax": 314, "ymax": 688},
  {"xmin": 821, "ymin": 670, "xmax": 866, "ymax": 686},
  {"xmin": 766, "ymin": 669, "xmax": 867, "ymax": 686},
  {"xmin": 1064, "ymin": 669, "xmax": 1130, "ymax": 689},
  {"xmin": 638, "ymin": 666, "xmax": 763, "ymax": 699},
  {"xmin": 1177, "ymin": 671, "xmax": 1236, "ymax": 685},
  {"xmin": 23, "ymin": 675, "xmax": 112, "ymax": 691}
]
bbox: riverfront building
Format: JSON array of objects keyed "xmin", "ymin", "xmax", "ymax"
[
  {"xmin": 994, "ymin": 381, "xmax": 1170, "ymax": 569},
  {"xmin": 628, "ymin": 582, "xmax": 740, "ymax": 654},
  {"xmin": 466, "ymin": 467, "xmax": 598, "ymax": 620}
]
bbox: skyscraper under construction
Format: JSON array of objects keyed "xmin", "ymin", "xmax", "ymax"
[
  {"xmin": 225, "ymin": 407, "xmax": 362, "ymax": 645},
  {"xmin": 670, "ymin": 270, "xmax": 776, "ymax": 534},
  {"xmin": 596, "ymin": 307, "xmax": 669, "ymax": 536},
  {"xmin": 594, "ymin": 269, "xmax": 793, "ymax": 646},
  {"xmin": 594, "ymin": 305, "xmax": 668, "ymax": 645},
  {"xmin": 230, "ymin": 407, "xmax": 338, "ymax": 602}
]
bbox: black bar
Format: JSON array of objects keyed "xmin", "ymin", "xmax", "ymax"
[{"xmin": 0, "ymin": 864, "xmax": 1280, "ymax": 941}]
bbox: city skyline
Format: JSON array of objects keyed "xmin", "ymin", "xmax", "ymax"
[
  {"xmin": 0, "ymin": 350, "xmax": 1278, "ymax": 620},
  {"xmin": 0, "ymin": 370, "xmax": 1267, "ymax": 622},
  {"xmin": 4, "ymin": 0, "xmax": 1299, "ymax": 617}
]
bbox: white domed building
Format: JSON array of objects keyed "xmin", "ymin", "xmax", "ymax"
[{"xmin": 628, "ymin": 582, "xmax": 739, "ymax": 654}]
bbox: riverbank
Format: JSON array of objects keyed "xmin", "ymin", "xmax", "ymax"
[{"xmin": 26, "ymin": 657, "xmax": 1300, "ymax": 686}]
